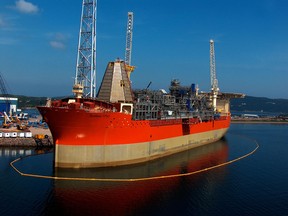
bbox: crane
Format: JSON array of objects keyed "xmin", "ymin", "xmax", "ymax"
[
  {"xmin": 124, "ymin": 12, "xmax": 135, "ymax": 79},
  {"xmin": 73, "ymin": 0, "xmax": 97, "ymax": 98},
  {"xmin": 210, "ymin": 39, "xmax": 219, "ymax": 112}
]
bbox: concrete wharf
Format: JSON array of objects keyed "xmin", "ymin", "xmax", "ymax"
[{"xmin": 0, "ymin": 126, "xmax": 53, "ymax": 147}]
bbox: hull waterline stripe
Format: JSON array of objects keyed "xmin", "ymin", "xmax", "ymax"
[{"xmin": 10, "ymin": 134, "xmax": 259, "ymax": 182}]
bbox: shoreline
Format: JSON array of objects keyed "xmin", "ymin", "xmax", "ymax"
[{"xmin": 231, "ymin": 119, "xmax": 288, "ymax": 124}]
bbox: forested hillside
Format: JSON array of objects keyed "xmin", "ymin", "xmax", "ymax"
[{"xmin": 231, "ymin": 96, "xmax": 288, "ymax": 113}]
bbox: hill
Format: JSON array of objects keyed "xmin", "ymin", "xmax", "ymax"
[
  {"xmin": 231, "ymin": 96, "xmax": 288, "ymax": 114},
  {"xmin": 2, "ymin": 94, "xmax": 288, "ymax": 114},
  {"xmin": 2, "ymin": 94, "xmax": 48, "ymax": 109}
]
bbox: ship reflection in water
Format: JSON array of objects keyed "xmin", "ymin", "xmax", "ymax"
[{"xmin": 46, "ymin": 139, "xmax": 229, "ymax": 216}]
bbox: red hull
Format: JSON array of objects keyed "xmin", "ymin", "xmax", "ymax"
[
  {"xmin": 38, "ymin": 106, "xmax": 230, "ymax": 146},
  {"xmin": 38, "ymin": 100, "xmax": 231, "ymax": 168}
]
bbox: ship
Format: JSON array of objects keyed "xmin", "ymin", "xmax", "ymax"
[
  {"xmin": 36, "ymin": 2, "xmax": 245, "ymax": 168},
  {"xmin": 37, "ymin": 59, "xmax": 243, "ymax": 168}
]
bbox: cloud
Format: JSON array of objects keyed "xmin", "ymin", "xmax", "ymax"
[
  {"xmin": 0, "ymin": 14, "xmax": 17, "ymax": 31},
  {"xmin": 14, "ymin": 0, "xmax": 39, "ymax": 14},
  {"xmin": 54, "ymin": 33, "xmax": 69, "ymax": 41},
  {"xmin": 47, "ymin": 32, "xmax": 71, "ymax": 50},
  {"xmin": 50, "ymin": 41, "xmax": 65, "ymax": 49}
]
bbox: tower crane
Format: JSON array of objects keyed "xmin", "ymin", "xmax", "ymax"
[
  {"xmin": 124, "ymin": 12, "xmax": 135, "ymax": 79},
  {"xmin": 210, "ymin": 39, "xmax": 219, "ymax": 112},
  {"xmin": 73, "ymin": 0, "xmax": 97, "ymax": 98}
]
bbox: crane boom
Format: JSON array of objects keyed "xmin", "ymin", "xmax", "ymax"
[{"xmin": 73, "ymin": 0, "xmax": 97, "ymax": 98}]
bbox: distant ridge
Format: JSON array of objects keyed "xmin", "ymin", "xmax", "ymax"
[
  {"xmin": 1, "ymin": 94, "xmax": 288, "ymax": 113},
  {"xmin": 231, "ymin": 96, "xmax": 288, "ymax": 113}
]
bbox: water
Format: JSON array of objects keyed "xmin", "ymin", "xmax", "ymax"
[{"xmin": 1, "ymin": 124, "xmax": 288, "ymax": 216}]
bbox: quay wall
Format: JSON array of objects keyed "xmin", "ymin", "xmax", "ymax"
[
  {"xmin": 0, "ymin": 136, "xmax": 53, "ymax": 147},
  {"xmin": 0, "ymin": 127, "xmax": 53, "ymax": 147},
  {"xmin": 0, "ymin": 137, "xmax": 37, "ymax": 147}
]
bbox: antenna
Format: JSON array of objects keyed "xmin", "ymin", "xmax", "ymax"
[{"xmin": 73, "ymin": 0, "xmax": 97, "ymax": 98}]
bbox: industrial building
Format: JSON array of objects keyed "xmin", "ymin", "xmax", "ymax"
[{"xmin": 0, "ymin": 97, "xmax": 18, "ymax": 114}]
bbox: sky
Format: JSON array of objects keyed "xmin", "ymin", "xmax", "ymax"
[{"xmin": 0, "ymin": 0, "xmax": 288, "ymax": 99}]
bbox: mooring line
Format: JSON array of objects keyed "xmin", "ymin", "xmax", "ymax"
[{"xmin": 10, "ymin": 137, "xmax": 259, "ymax": 182}]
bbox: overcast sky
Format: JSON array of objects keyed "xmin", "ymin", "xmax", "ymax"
[{"xmin": 0, "ymin": 0, "xmax": 288, "ymax": 99}]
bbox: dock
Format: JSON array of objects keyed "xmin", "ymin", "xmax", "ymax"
[{"xmin": 0, "ymin": 126, "xmax": 53, "ymax": 147}]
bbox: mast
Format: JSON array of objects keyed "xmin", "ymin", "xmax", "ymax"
[
  {"xmin": 125, "ymin": 12, "xmax": 133, "ymax": 66},
  {"xmin": 124, "ymin": 12, "xmax": 135, "ymax": 79},
  {"xmin": 73, "ymin": 0, "xmax": 97, "ymax": 98},
  {"xmin": 210, "ymin": 39, "xmax": 219, "ymax": 112}
]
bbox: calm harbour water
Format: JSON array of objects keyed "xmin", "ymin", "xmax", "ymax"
[{"xmin": 1, "ymin": 123, "xmax": 288, "ymax": 216}]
